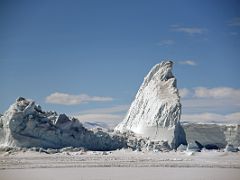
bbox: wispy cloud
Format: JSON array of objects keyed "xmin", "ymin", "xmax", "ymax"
[
  {"xmin": 75, "ymin": 113, "xmax": 123, "ymax": 122},
  {"xmin": 194, "ymin": 87, "xmax": 240, "ymax": 99},
  {"xmin": 182, "ymin": 112, "xmax": 240, "ymax": 124},
  {"xmin": 181, "ymin": 85, "xmax": 240, "ymax": 123},
  {"xmin": 73, "ymin": 105, "xmax": 129, "ymax": 128},
  {"xmin": 179, "ymin": 88, "xmax": 191, "ymax": 98},
  {"xmin": 171, "ymin": 25, "xmax": 206, "ymax": 35},
  {"xmin": 180, "ymin": 87, "xmax": 240, "ymax": 114},
  {"xmin": 79, "ymin": 105, "xmax": 129, "ymax": 114},
  {"xmin": 157, "ymin": 39, "xmax": 175, "ymax": 46},
  {"xmin": 45, "ymin": 92, "xmax": 113, "ymax": 105},
  {"xmin": 179, "ymin": 60, "xmax": 197, "ymax": 66},
  {"xmin": 228, "ymin": 17, "xmax": 240, "ymax": 27}
]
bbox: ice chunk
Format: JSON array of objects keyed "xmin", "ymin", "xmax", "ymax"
[
  {"xmin": 187, "ymin": 142, "xmax": 201, "ymax": 152},
  {"xmin": 224, "ymin": 144, "xmax": 238, "ymax": 152},
  {"xmin": 177, "ymin": 144, "xmax": 187, "ymax": 151}
]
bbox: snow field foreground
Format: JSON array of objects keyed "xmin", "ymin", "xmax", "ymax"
[
  {"xmin": 1, "ymin": 149, "xmax": 240, "ymax": 169},
  {"xmin": 0, "ymin": 150, "xmax": 240, "ymax": 180},
  {"xmin": 1, "ymin": 167, "xmax": 240, "ymax": 180}
]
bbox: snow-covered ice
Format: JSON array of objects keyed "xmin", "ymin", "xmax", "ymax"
[
  {"xmin": 183, "ymin": 122, "xmax": 240, "ymax": 149},
  {"xmin": 115, "ymin": 61, "xmax": 186, "ymax": 149},
  {"xmin": 1, "ymin": 167, "xmax": 240, "ymax": 180},
  {"xmin": 0, "ymin": 97, "xmax": 126, "ymax": 150},
  {"xmin": 0, "ymin": 149, "xmax": 240, "ymax": 180}
]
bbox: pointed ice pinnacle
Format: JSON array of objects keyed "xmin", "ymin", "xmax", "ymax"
[{"xmin": 115, "ymin": 61, "xmax": 186, "ymax": 149}]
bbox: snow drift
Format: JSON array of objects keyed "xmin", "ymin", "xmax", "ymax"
[
  {"xmin": 0, "ymin": 97, "xmax": 126, "ymax": 150},
  {"xmin": 115, "ymin": 61, "xmax": 186, "ymax": 149}
]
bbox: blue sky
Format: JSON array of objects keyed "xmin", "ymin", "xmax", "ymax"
[{"xmin": 1, "ymin": 0, "xmax": 240, "ymax": 125}]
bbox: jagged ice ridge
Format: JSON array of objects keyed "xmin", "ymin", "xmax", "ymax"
[{"xmin": 115, "ymin": 61, "xmax": 186, "ymax": 149}]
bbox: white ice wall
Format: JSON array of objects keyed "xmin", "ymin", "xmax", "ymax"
[{"xmin": 182, "ymin": 123, "xmax": 240, "ymax": 148}]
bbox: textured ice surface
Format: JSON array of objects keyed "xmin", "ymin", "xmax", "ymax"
[
  {"xmin": 183, "ymin": 123, "xmax": 240, "ymax": 148},
  {"xmin": 0, "ymin": 97, "xmax": 126, "ymax": 150},
  {"xmin": 115, "ymin": 61, "xmax": 186, "ymax": 148}
]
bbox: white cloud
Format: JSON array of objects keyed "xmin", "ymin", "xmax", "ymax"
[
  {"xmin": 225, "ymin": 112, "xmax": 240, "ymax": 121},
  {"xmin": 179, "ymin": 60, "xmax": 197, "ymax": 66},
  {"xmin": 179, "ymin": 88, "xmax": 190, "ymax": 98},
  {"xmin": 75, "ymin": 113, "xmax": 123, "ymax": 122},
  {"xmin": 73, "ymin": 105, "xmax": 129, "ymax": 128},
  {"xmin": 194, "ymin": 87, "xmax": 240, "ymax": 99},
  {"xmin": 157, "ymin": 40, "xmax": 175, "ymax": 46},
  {"xmin": 228, "ymin": 17, "xmax": 240, "ymax": 27},
  {"xmin": 79, "ymin": 105, "xmax": 129, "ymax": 114},
  {"xmin": 182, "ymin": 98, "xmax": 240, "ymax": 115},
  {"xmin": 181, "ymin": 112, "xmax": 240, "ymax": 124},
  {"xmin": 172, "ymin": 25, "xmax": 206, "ymax": 35},
  {"xmin": 45, "ymin": 92, "xmax": 113, "ymax": 105},
  {"xmin": 180, "ymin": 87, "xmax": 240, "ymax": 114},
  {"xmin": 182, "ymin": 98, "xmax": 236, "ymax": 108}
]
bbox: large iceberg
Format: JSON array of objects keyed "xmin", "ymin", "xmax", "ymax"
[
  {"xmin": 115, "ymin": 61, "xmax": 186, "ymax": 149},
  {"xmin": 0, "ymin": 97, "xmax": 126, "ymax": 150}
]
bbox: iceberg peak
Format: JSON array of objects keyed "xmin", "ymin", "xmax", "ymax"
[{"xmin": 115, "ymin": 60, "xmax": 186, "ymax": 149}]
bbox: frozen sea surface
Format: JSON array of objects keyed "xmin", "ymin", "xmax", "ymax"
[
  {"xmin": 1, "ymin": 167, "xmax": 240, "ymax": 180},
  {"xmin": 0, "ymin": 150, "xmax": 240, "ymax": 180}
]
